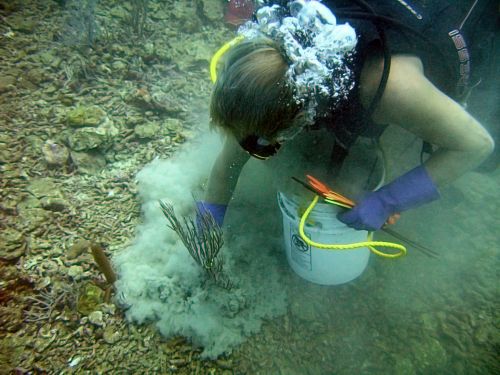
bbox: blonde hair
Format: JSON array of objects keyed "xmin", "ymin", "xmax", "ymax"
[{"xmin": 210, "ymin": 38, "xmax": 301, "ymax": 139}]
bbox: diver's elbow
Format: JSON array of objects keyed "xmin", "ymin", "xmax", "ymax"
[
  {"xmin": 477, "ymin": 132, "xmax": 495, "ymax": 161},
  {"xmin": 466, "ymin": 122, "xmax": 495, "ymax": 161}
]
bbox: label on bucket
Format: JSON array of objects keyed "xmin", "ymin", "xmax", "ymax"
[
  {"xmin": 288, "ymin": 222, "xmax": 312, "ymax": 271},
  {"xmin": 278, "ymin": 191, "xmax": 370, "ymax": 285}
]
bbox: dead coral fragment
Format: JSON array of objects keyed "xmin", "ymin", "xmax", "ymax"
[
  {"xmin": 67, "ymin": 238, "xmax": 91, "ymax": 259},
  {"xmin": 23, "ymin": 285, "xmax": 75, "ymax": 323},
  {"xmin": 41, "ymin": 139, "xmax": 70, "ymax": 166},
  {"xmin": 77, "ymin": 283, "xmax": 104, "ymax": 315}
]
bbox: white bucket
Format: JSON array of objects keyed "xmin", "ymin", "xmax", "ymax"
[{"xmin": 278, "ymin": 192, "xmax": 370, "ymax": 285}]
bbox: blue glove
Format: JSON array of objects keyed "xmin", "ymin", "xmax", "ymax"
[
  {"xmin": 196, "ymin": 201, "xmax": 227, "ymax": 227},
  {"xmin": 338, "ymin": 165, "xmax": 440, "ymax": 231}
]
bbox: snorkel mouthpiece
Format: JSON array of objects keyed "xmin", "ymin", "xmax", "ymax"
[{"xmin": 239, "ymin": 135, "xmax": 281, "ymax": 160}]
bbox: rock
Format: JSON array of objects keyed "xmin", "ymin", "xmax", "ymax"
[
  {"xmin": 68, "ymin": 356, "xmax": 83, "ymax": 368},
  {"xmin": 171, "ymin": 1, "xmax": 202, "ymax": 32},
  {"xmin": 103, "ymin": 325, "xmax": 121, "ymax": 344},
  {"xmin": 68, "ymin": 265, "xmax": 84, "ymax": 280},
  {"xmin": 394, "ymin": 357, "xmax": 416, "ymax": 375},
  {"xmin": 150, "ymin": 8, "xmax": 169, "ymax": 21},
  {"xmin": 37, "ymin": 51, "xmax": 58, "ymax": 66},
  {"xmin": 19, "ymin": 207, "xmax": 52, "ymax": 230},
  {"xmin": 70, "ymin": 151, "xmax": 107, "ymax": 175},
  {"xmin": 0, "ymin": 228, "xmax": 25, "ymax": 260},
  {"xmin": 67, "ymin": 115, "xmax": 119, "ymax": 151},
  {"xmin": 200, "ymin": 0, "xmax": 224, "ymax": 22},
  {"xmin": 88, "ymin": 310, "xmax": 105, "ymax": 326},
  {"xmin": 66, "ymin": 106, "xmax": 107, "ymax": 127},
  {"xmin": 67, "ymin": 239, "xmax": 91, "ymax": 259},
  {"xmin": 125, "ymin": 88, "xmax": 183, "ymax": 113},
  {"xmin": 412, "ymin": 337, "xmax": 447, "ymax": 372},
  {"xmin": 68, "ymin": 127, "xmax": 108, "ymax": 150},
  {"xmin": 99, "ymin": 117, "xmax": 120, "ymax": 137},
  {"xmin": 191, "ymin": 42, "xmax": 215, "ymax": 64},
  {"xmin": 109, "ymin": 6, "xmax": 128, "ymax": 20},
  {"xmin": 101, "ymin": 303, "xmax": 116, "ymax": 315},
  {"xmin": 162, "ymin": 118, "xmax": 182, "ymax": 134},
  {"xmin": 474, "ymin": 325, "xmax": 491, "ymax": 344},
  {"xmin": 134, "ymin": 122, "xmax": 160, "ymax": 139},
  {"xmin": 168, "ymin": 36, "xmax": 213, "ymax": 66},
  {"xmin": 112, "ymin": 60, "xmax": 127, "ymax": 71},
  {"xmin": 17, "ymin": 179, "xmax": 68, "ymax": 222},
  {"xmin": 40, "ymin": 196, "xmax": 69, "ymax": 212},
  {"xmin": 26, "ymin": 68, "xmax": 48, "ymax": 85},
  {"xmin": 26, "ymin": 178, "xmax": 63, "ymax": 200},
  {"xmin": 0, "ymin": 75, "xmax": 16, "ymax": 93},
  {"xmin": 9, "ymin": 15, "xmax": 37, "ymax": 33},
  {"xmin": 42, "ymin": 140, "xmax": 70, "ymax": 166},
  {"xmin": 419, "ymin": 312, "xmax": 438, "ymax": 332},
  {"xmin": 17, "ymin": 77, "xmax": 38, "ymax": 90},
  {"xmin": 77, "ymin": 283, "xmax": 104, "ymax": 315}
]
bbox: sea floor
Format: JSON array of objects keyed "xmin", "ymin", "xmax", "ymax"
[{"xmin": 0, "ymin": 1, "xmax": 498, "ymax": 374}]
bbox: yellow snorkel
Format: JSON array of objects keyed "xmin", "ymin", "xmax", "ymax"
[{"xmin": 210, "ymin": 35, "xmax": 245, "ymax": 83}]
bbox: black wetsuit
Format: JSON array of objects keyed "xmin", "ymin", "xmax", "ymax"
[
  {"xmin": 327, "ymin": 0, "xmax": 497, "ymax": 99},
  {"xmin": 263, "ymin": 1, "xmax": 498, "ymax": 166},
  {"xmin": 321, "ymin": 0, "xmax": 497, "ymax": 151}
]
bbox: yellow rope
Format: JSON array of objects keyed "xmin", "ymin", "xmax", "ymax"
[
  {"xmin": 299, "ymin": 195, "xmax": 407, "ymax": 258},
  {"xmin": 210, "ymin": 35, "xmax": 245, "ymax": 83}
]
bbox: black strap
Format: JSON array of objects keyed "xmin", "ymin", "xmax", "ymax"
[
  {"xmin": 420, "ymin": 141, "xmax": 434, "ymax": 164},
  {"xmin": 345, "ymin": 0, "xmax": 392, "ymax": 117},
  {"xmin": 329, "ymin": 1, "xmax": 392, "ymax": 169},
  {"xmin": 328, "ymin": 141, "xmax": 350, "ymax": 176}
]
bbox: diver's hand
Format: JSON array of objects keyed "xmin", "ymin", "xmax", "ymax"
[
  {"xmin": 338, "ymin": 165, "xmax": 440, "ymax": 231},
  {"xmin": 196, "ymin": 201, "xmax": 227, "ymax": 227},
  {"xmin": 338, "ymin": 192, "xmax": 396, "ymax": 231}
]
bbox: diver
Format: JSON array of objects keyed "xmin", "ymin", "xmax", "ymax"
[{"xmin": 198, "ymin": 0, "xmax": 496, "ymax": 232}]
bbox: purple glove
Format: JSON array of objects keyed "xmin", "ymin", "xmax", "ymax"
[
  {"xmin": 196, "ymin": 201, "xmax": 227, "ymax": 227},
  {"xmin": 338, "ymin": 165, "xmax": 440, "ymax": 231}
]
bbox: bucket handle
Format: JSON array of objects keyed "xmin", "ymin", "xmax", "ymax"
[{"xmin": 299, "ymin": 196, "xmax": 407, "ymax": 259}]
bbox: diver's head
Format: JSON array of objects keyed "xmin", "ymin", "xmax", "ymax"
[
  {"xmin": 210, "ymin": 37, "xmax": 302, "ymax": 159},
  {"xmin": 210, "ymin": 2, "xmax": 358, "ymax": 159}
]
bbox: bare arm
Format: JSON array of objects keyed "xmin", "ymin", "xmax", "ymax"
[
  {"xmin": 360, "ymin": 55, "xmax": 494, "ymax": 186},
  {"xmin": 204, "ymin": 134, "xmax": 250, "ymax": 205}
]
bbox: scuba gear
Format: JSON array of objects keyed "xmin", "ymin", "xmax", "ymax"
[
  {"xmin": 239, "ymin": 135, "xmax": 282, "ymax": 160},
  {"xmin": 337, "ymin": 165, "xmax": 440, "ymax": 231},
  {"xmin": 210, "ymin": 35, "xmax": 244, "ymax": 83},
  {"xmin": 210, "ymin": 0, "xmax": 393, "ymax": 159},
  {"xmin": 211, "ymin": 1, "xmax": 495, "ymax": 161},
  {"xmin": 211, "ymin": 0, "xmax": 493, "ymax": 170},
  {"xmin": 237, "ymin": 1, "xmax": 359, "ymax": 143}
]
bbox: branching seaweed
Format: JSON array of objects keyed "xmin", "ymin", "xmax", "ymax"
[
  {"xmin": 61, "ymin": 0, "xmax": 100, "ymax": 50},
  {"xmin": 159, "ymin": 200, "xmax": 232, "ymax": 290},
  {"xmin": 129, "ymin": 0, "xmax": 149, "ymax": 38}
]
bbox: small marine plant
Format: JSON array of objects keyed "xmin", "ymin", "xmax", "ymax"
[
  {"xmin": 129, "ymin": 0, "xmax": 149, "ymax": 38},
  {"xmin": 61, "ymin": 0, "xmax": 100, "ymax": 50},
  {"xmin": 159, "ymin": 200, "xmax": 232, "ymax": 290}
]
